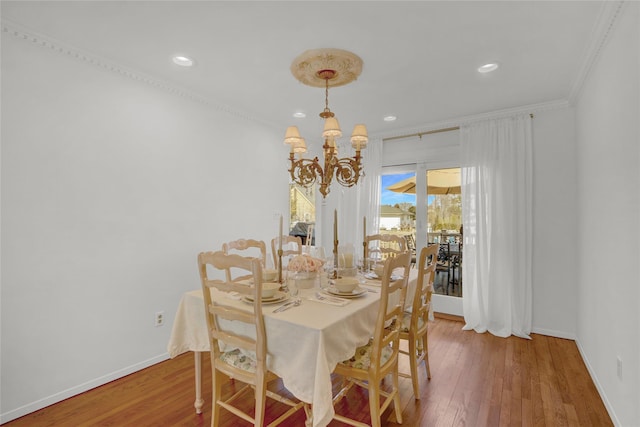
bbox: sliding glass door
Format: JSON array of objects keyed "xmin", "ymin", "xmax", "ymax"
[{"xmin": 382, "ymin": 163, "xmax": 463, "ymax": 316}]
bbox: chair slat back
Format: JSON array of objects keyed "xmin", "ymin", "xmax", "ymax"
[
  {"xmin": 222, "ymin": 239, "xmax": 267, "ymax": 282},
  {"xmin": 371, "ymin": 251, "xmax": 411, "ymax": 370},
  {"xmin": 271, "ymin": 235, "xmax": 302, "ymax": 269},
  {"xmin": 197, "ymin": 251, "xmax": 267, "ymax": 367},
  {"xmin": 365, "ymin": 234, "xmax": 408, "ymax": 260},
  {"xmin": 411, "ymin": 245, "xmax": 438, "ymax": 334}
]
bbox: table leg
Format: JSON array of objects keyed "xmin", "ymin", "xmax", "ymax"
[
  {"xmin": 304, "ymin": 404, "xmax": 313, "ymax": 427},
  {"xmin": 194, "ymin": 351, "xmax": 204, "ymax": 414}
]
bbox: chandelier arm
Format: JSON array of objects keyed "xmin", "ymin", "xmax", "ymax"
[
  {"xmin": 334, "ymin": 155, "xmax": 363, "ymax": 187},
  {"xmin": 289, "ymin": 157, "xmax": 323, "ymax": 188}
]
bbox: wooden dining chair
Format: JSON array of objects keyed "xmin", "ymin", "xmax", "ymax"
[
  {"xmin": 399, "ymin": 244, "xmax": 438, "ymax": 399},
  {"xmin": 221, "ymin": 238, "xmax": 267, "ymax": 282},
  {"xmin": 331, "ymin": 251, "xmax": 411, "ymax": 427},
  {"xmin": 364, "ymin": 233, "xmax": 408, "ymax": 261},
  {"xmin": 270, "ymin": 235, "xmax": 302, "ymax": 269},
  {"xmin": 197, "ymin": 251, "xmax": 306, "ymax": 427}
]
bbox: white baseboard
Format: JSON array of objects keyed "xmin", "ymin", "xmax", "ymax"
[
  {"xmin": 0, "ymin": 353, "xmax": 170, "ymax": 424},
  {"xmin": 574, "ymin": 339, "xmax": 621, "ymax": 427},
  {"xmin": 531, "ymin": 326, "xmax": 576, "ymax": 340}
]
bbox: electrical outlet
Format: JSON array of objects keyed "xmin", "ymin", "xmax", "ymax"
[
  {"xmin": 155, "ymin": 311, "xmax": 164, "ymax": 327},
  {"xmin": 616, "ymin": 356, "xmax": 623, "ymax": 380}
]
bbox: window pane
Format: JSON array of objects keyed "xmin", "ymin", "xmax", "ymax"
[
  {"xmin": 427, "ymin": 168, "xmax": 462, "ymax": 297},
  {"xmin": 380, "ymin": 172, "xmax": 416, "ymax": 258},
  {"xmin": 289, "ymin": 183, "xmax": 316, "ymax": 245}
]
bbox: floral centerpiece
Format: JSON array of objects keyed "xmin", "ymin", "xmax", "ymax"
[
  {"xmin": 287, "ymin": 254, "xmax": 324, "ymax": 288},
  {"xmin": 287, "ymin": 254, "xmax": 324, "ymax": 273}
]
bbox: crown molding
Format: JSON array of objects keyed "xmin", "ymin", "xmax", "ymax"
[
  {"xmin": 374, "ymin": 99, "xmax": 570, "ymax": 142},
  {"xmin": 568, "ymin": 1, "xmax": 627, "ymax": 105},
  {"xmin": 1, "ymin": 19, "xmax": 279, "ymax": 131},
  {"xmin": 375, "ymin": 1, "xmax": 629, "ymax": 142}
]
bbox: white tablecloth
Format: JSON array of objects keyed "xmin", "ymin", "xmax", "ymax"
[{"xmin": 167, "ymin": 270, "xmax": 420, "ymax": 427}]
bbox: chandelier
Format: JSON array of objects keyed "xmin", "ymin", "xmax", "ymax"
[{"xmin": 284, "ymin": 49, "xmax": 368, "ymax": 198}]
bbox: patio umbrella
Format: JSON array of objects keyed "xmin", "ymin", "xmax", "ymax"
[{"xmin": 386, "ymin": 169, "xmax": 461, "ymax": 195}]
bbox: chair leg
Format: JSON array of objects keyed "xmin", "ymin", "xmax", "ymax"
[
  {"xmin": 391, "ymin": 368, "xmax": 403, "ymax": 424},
  {"xmin": 211, "ymin": 370, "xmax": 224, "ymax": 427},
  {"xmin": 422, "ymin": 334, "xmax": 431, "ymax": 380},
  {"xmin": 254, "ymin": 377, "xmax": 267, "ymax": 427},
  {"xmin": 408, "ymin": 336, "xmax": 420, "ymax": 399},
  {"xmin": 368, "ymin": 380, "xmax": 382, "ymax": 427}
]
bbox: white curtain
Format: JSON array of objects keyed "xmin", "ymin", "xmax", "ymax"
[
  {"xmin": 318, "ymin": 138, "xmax": 382, "ymax": 257},
  {"xmin": 460, "ymin": 114, "xmax": 532, "ymax": 339},
  {"xmin": 360, "ymin": 138, "xmax": 383, "ymax": 239}
]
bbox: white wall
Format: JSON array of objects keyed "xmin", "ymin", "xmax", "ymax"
[
  {"xmin": 530, "ymin": 107, "xmax": 578, "ymax": 338},
  {"xmin": 1, "ymin": 33, "xmax": 288, "ymax": 421},
  {"xmin": 574, "ymin": 3, "xmax": 639, "ymax": 426}
]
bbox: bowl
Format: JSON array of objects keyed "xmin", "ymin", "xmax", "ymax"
[
  {"xmin": 262, "ymin": 268, "xmax": 278, "ymax": 282},
  {"xmin": 373, "ymin": 264, "xmax": 385, "ymax": 278},
  {"xmin": 261, "ymin": 282, "xmax": 280, "ymax": 298},
  {"xmin": 334, "ymin": 277, "xmax": 359, "ymax": 293}
]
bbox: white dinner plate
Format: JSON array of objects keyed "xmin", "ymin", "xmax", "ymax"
[
  {"xmin": 326, "ymin": 286, "xmax": 367, "ymax": 298},
  {"xmin": 242, "ymin": 291, "xmax": 288, "ymax": 304},
  {"xmin": 362, "ymin": 273, "xmax": 404, "ymax": 281}
]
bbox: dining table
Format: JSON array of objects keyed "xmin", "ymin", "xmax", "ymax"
[{"xmin": 167, "ymin": 269, "xmax": 421, "ymax": 427}]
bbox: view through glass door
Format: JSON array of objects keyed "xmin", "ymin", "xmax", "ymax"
[{"xmin": 382, "ymin": 167, "xmax": 462, "ymax": 306}]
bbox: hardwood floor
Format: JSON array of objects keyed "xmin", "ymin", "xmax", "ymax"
[{"xmin": 4, "ymin": 318, "xmax": 612, "ymax": 427}]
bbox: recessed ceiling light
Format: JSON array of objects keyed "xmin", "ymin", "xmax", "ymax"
[
  {"xmin": 478, "ymin": 63, "xmax": 499, "ymax": 73},
  {"xmin": 293, "ymin": 112, "xmax": 306, "ymax": 118},
  {"xmin": 172, "ymin": 55, "xmax": 194, "ymax": 67},
  {"xmin": 383, "ymin": 115, "xmax": 397, "ymax": 122}
]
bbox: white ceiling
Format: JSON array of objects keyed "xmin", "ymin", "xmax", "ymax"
[{"xmin": 2, "ymin": 1, "xmax": 606, "ymax": 143}]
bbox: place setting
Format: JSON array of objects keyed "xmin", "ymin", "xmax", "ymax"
[
  {"xmin": 324, "ymin": 277, "xmax": 368, "ymax": 299},
  {"xmin": 241, "ymin": 282, "xmax": 289, "ymax": 305}
]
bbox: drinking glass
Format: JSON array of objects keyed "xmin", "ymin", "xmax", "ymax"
[
  {"xmin": 286, "ymin": 271, "xmax": 299, "ymax": 296},
  {"xmin": 324, "ymin": 254, "xmax": 336, "ymax": 279}
]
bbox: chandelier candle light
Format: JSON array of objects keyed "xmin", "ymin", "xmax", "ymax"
[{"xmin": 284, "ymin": 49, "xmax": 368, "ymax": 198}]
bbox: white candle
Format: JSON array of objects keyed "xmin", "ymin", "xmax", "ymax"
[
  {"xmin": 343, "ymin": 253, "xmax": 354, "ymax": 268},
  {"xmin": 363, "ymin": 216, "xmax": 366, "ymax": 239},
  {"xmin": 279, "ymin": 215, "xmax": 283, "ymax": 252},
  {"xmin": 333, "ymin": 209, "xmax": 338, "ymax": 245}
]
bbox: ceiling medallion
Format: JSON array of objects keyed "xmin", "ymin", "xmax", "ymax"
[{"xmin": 290, "ymin": 48, "xmax": 363, "ymax": 88}]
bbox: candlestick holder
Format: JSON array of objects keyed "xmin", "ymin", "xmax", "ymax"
[
  {"xmin": 277, "ymin": 248, "xmax": 284, "ymax": 284},
  {"xmin": 363, "ymin": 240, "xmax": 367, "ymax": 265}
]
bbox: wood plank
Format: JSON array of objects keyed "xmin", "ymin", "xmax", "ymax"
[{"xmin": 4, "ymin": 319, "xmax": 612, "ymax": 427}]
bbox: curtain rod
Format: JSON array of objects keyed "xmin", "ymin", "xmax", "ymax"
[
  {"xmin": 382, "ymin": 126, "xmax": 459, "ymax": 142},
  {"xmin": 382, "ymin": 113, "xmax": 534, "ymax": 143}
]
